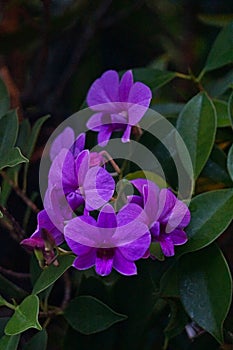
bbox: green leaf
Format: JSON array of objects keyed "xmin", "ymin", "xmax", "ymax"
[
  {"xmin": 164, "ymin": 300, "xmax": 189, "ymax": 341},
  {"xmin": 227, "ymin": 144, "xmax": 233, "ymax": 181},
  {"xmin": 206, "ymin": 69, "xmax": 233, "ymax": 97},
  {"xmin": 64, "ymin": 295, "xmax": 127, "ymax": 334},
  {"xmin": 228, "ymin": 90, "xmax": 233, "ymax": 128},
  {"xmin": 176, "ymin": 92, "xmax": 217, "ymax": 179},
  {"xmin": 179, "ymin": 244, "xmax": 232, "ymax": 343},
  {"xmin": 23, "ymin": 329, "xmax": 47, "ymax": 350},
  {"xmin": 213, "ymin": 99, "xmax": 231, "ymax": 127},
  {"xmin": 32, "ymin": 255, "xmax": 74, "ymax": 295},
  {"xmin": 204, "ymin": 21, "xmax": 233, "ymax": 72},
  {"xmin": 0, "ymin": 78, "xmax": 10, "ymax": 119},
  {"xmin": 4, "ymin": 295, "xmax": 42, "ymax": 335},
  {"xmin": 200, "ymin": 144, "xmax": 233, "ymax": 187},
  {"xmin": 0, "ymin": 334, "xmax": 20, "ymax": 350},
  {"xmin": 177, "ymin": 189, "xmax": 233, "ymax": 255},
  {"xmin": 26, "ymin": 115, "xmax": 50, "ymax": 160},
  {"xmin": 160, "ymin": 262, "xmax": 179, "ymax": 298},
  {"xmin": 198, "ymin": 14, "xmax": 233, "ymax": 27},
  {"xmin": 132, "ymin": 68, "xmax": 176, "ymax": 89},
  {"xmin": 125, "ymin": 170, "xmax": 168, "ymax": 188},
  {"xmin": 0, "ymin": 111, "xmax": 28, "ymax": 170},
  {"xmin": 0, "ymin": 147, "xmax": 28, "ymax": 170}
]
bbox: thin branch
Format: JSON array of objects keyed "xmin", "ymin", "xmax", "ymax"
[
  {"xmin": 61, "ymin": 271, "xmax": 72, "ymax": 310},
  {"xmin": 0, "ymin": 265, "xmax": 30, "ymax": 279},
  {"xmin": 0, "ymin": 171, "xmax": 40, "ymax": 214},
  {"xmin": 0, "ymin": 205, "xmax": 25, "ymax": 240}
]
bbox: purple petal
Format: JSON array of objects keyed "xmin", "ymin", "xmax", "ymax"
[
  {"xmin": 87, "ymin": 70, "xmax": 119, "ymax": 111},
  {"xmin": 83, "ymin": 166, "xmax": 115, "ymax": 210},
  {"xmin": 142, "ymin": 182, "xmax": 160, "ymax": 224},
  {"xmin": 165, "ymin": 200, "xmax": 191, "ymax": 232},
  {"xmin": 86, "ymin": 112, "xmax": 104, "ymax": 131},
  {"xmin": 64, "ymin": 215, "xmax": 99, "ymax": 247},
  {"xmin": 73, "ymin": 250, "xmax": 96, "ymax": 270},
  {"xmin": 113, "ymin": 249, "xmax": 137, "ymax": 276},
  {"xmin": 121, "ymin": 124, "xmax": 132, "ymax": 143},
  {"xmin": 160, "ymin": 237, "xmax": 175, "ymax": 257},
  {"xmin": 117, "ymin": 203, "xmax": 148, "ymax": 226},
  {"xmin": 95, "ymin": 250, "xmax": 114, "ymax": 276},
  {"xmin": 66, "ymin": 191, "xmax": 84, "ymax": 211},
  {"xmin": 127, "ymin": 82, "xmax": 152, "ymax": 124},
  {"xmin": 150, "ymin": 221, "xmax": 160, "ymax": 239},
  {"xmin": 71, "ymin": 133, "xmax": 86, "ymax": 158},
  {"xmin": 89, "ymin": 152, "xmax": 104, "ymax": 167},
  {"xmin": 97, "ymin": 126, "xmax": 113, "ymax": 146},
  {"xmin": 131, "ymin": 178, "xmax": 154, "ymax": 195},
  {"xmin": 157, "ymin": 189, "xmax": 177, "ymax": 223},
  {"xmin": 118, "ymin": 232, "xmax": 151, "ymax": 261},
  {"xmin": 62, "ymin": 150, "xmax": 77, "ymax": 193},
  {"xmin": 127, "ymin": 194, "xmax": 143, "ymax": 207},
  {"xmin": 50, "ymin": 127, "xmax": 75, "ymax": 161},
  {"xmin": 119, "ymin": 70, "xmax": 134, "ymax": 102},
  {"xmin": 48, "ymin": 149, "xmax": 69, "ymax": 190},
  {"xmin": 75, "ymin": 150, "xmax": 90, "ymax": 187},
  {"xmin": 169, "ymin": 229, "xmax": 188, "ymax": 245},
  {"xmin": 20, "ymin": 237, "xmax": 44, "ymax": 250},
  {"xmin": 97, "ymin": 204, "xmax": 117, "ymax": 228}
]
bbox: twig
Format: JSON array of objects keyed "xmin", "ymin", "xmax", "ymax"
[
  {"xmin": 0, "ymin": 205, "xmax": 25, "ymax": 240},
  {"xmin": 61, "ymin": 271, "xmax": 72, "ymax": 310},
  {"xmin": 0, "ymin": 171, "xmax": 40, "ymax": 213},
  {"xmin": 0, "ymin": 265, "xmax": 30, "ymax": 279}
]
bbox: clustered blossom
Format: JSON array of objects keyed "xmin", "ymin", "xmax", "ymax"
[{"xmin": 21, "ymin": 69, "xmax": 190, "ymax": 276}]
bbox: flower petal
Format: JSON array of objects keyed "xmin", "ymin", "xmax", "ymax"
[
  {"xmin": 50, "ymin": 127, "xmax": 75, "ymax": 161},
  {"xmin": 95, "ymin": 251, "xmax": 114, "ymax": 276},
  {"xmin": 83, "ymin": 166, "xmax": 115, "ymax": 210},
  {"xmin": 119, "ymin": 70, "xmax": 134, "ymax": 102},
  {"xmin": 150, "ymin": 221, "xmax": 160, "ymax": 239},
  {"xmin": 121, "ymin": 124, "xmax": 132, "ymax": 143},
  {"xmin": 160, "ymin": 237, "xmax": 175, "ymax": 257},
  {"xmin": 87, "ymin": 70, "xmax": 119, "ymax": 111},
  {"xmin": 118, "ymin": 232, "xmax": 151, "ymax": 261},
  {"xmin": 97, "ymin": 126, "xmax": 113, "ymax": 146},
  {"xmin": 97, "ymin": 204, "xmax": 117, "ymax": 228},
  {"xmin": 113, "ymin": 249, "xmax": 137, "ymax": 276},
  {"xmin": 73, "ymin": 250, "xmax": 96, "ymax": 270},
  {"xmin": 75, "ymin": 150, "xmax": 90, "ymax": 187},
  {"xmin": 166, "ymin": 200, "xmax": 191, "ymax": 232},
  {"xmin": 169, "ymin": 229, "xmax": 188, "ymax": 245},
  {"xmin": 71, "ymin": 133, "xmax": 86, "ymax": 158},
  {"xmin": 64, "ymin": 215, "xmax": 99, "ymax": 247},
  {"xmin": 157, "ymin": 189, "xmax": 177, "ymax": 223},
  {"xmin": 86, "ymin": 112, "xmax": 104, "ymax": 131},
  {"xmin": 127, "ymin": 82, "xmax": 152, "ymax": 124}
]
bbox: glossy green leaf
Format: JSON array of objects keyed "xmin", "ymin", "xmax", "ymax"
[
  {"xmin": 132, "ymin": 68, "xmax": 176, "ymax": 89},
  {"xmin": 160, "ymin": 261, "xmax": 179, "ymax": 298},
  {"xmin": 64, "ymin": 295, "xmax": 127, "ymax": 334},
  {"xmin": 228, "ymin": 90, "xmax": 233, "ymax": 128},
  {"xmin": 0, "ymin": 147, "xmax": 28, "ymax": 170},
  {"xmin": 176, "ymin": 92, "xmax": 217, "ymax": 179},
  {"xmin": 177, "ymin": 189, "xmax": 233, "ymax": 255},
  {"xmin": 5, "ymin": 295, "xmax": 42, "ymax": 335},
  {"xmin": 200, "ymin": 144, "xmax": 233, "ymax": 186},
  {"xmin": 26, "ymin": 115, "xmax": 50, "ymax": 160},
  {"xmin": 198, "ymin": 14, "xmax": 233, "ymax": 27},
  {"xmin": 164, "ymin": 300, "xmax": 189, "ymax": 341},
  {"xmin": 0, "ymin": 78, "xmax": 10, "ymax": 119},
  {"xmin": 227, "ymin": 144, "xmax": 233, "ymax": 181},
  {"xmin": 23, "ymin": 329, "xmax": 47, "ymax": 350},
  {"xmin": 0, "ymin": 334, "xmax": 20, "ymax": 350},
  {"xmin": 204, "ymin": 21, "xmax": 233, "ymax": 72},
  {"xmin": 206, "ymin": 69, "xmax": 233, "ymax": 97},
  {"xmin": 179, "ymin": 244, "xmax": 232, "ymax": 343},
  {"xmin": 0, "ymin": 111, "xmax": 28, "ymax": 170},
  {"xmin": 213, "ymin": 99, "xmax": 230, "ymax": 127},
  {"xmin": 32, "ymin": 255, "xmax": 74, "ymax": 295}
]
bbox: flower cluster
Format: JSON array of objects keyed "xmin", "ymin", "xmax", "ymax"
[{"xmin": 21, "ymin": 70, "xmax": 190, "ymax": 276}]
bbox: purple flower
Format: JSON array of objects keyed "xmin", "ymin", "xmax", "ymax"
[
  {"xmin": 86, "ymin": 70, "xmax": 152, "ymax": 146},
  {"xmin": 48, "ymin": 148, "xmax": 115, "ymax": 211},
  {"xmin": 21, "ymin": 186, "xmax": 73, "ymax": 265},
  {"xmin": 130, "ymin": 179, "xmax": 190, "ymax": 257},
  {"xmin": 64, "ymin": 204, "xmax": 151, "ymax": 276}
]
